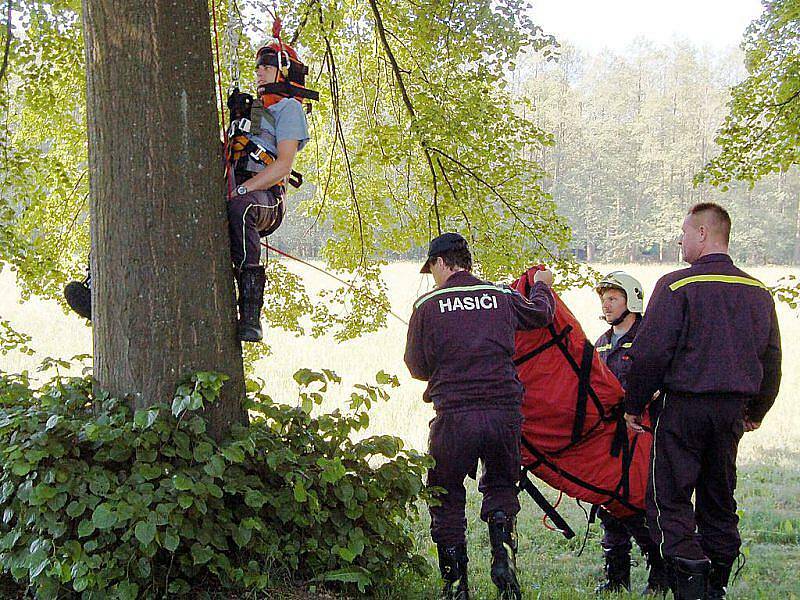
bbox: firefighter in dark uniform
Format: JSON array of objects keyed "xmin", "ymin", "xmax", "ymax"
[
  {"xmin": 593, "ymin": 271, "xmax": 668, "ymax": 595},
  {"xmin": 624, "ymin": 203, "xmax": 782, "ymax": 600},
  {"xmin": 404, "ymin": 233, "xmax": 555, "ymax": 600}
]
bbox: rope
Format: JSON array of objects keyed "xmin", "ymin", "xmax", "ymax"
[
  {"xmin": 574, "ymin": 499, "xmax": 591, "ymax": 557},
  {"xmin": 209, "ymin": 0, "xmax": 227, "ymax": 136},
  {"xmin": 541, "ymin": 490, "xmax": 563, "ymax": 532},
  {"xmin": 210, "ymin": 0, "xmax": 235, "ymax": 199},
  {"xmin": 262, "ymin": 242, "xmax": 410, "ymax": 326}
]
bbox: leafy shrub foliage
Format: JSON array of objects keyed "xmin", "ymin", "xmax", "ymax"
[{"xmin": 0, "ymin": 368, "xmax": 432, "ymax": 597}]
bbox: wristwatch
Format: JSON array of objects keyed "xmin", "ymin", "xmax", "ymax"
[{"xmin": 236, "ymin": 184, "xmax": 248, "ymax": 196}]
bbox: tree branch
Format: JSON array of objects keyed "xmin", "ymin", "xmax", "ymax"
[
  {"xmin": 429, "ymin": 146, "xmax": 556, "ymax": 260},
  {"xmin": 0, "ymin": 0, "xmax": 12, "ymax": 84},
  {"xmin": 367, "ymin": 0, "xmax": 416, "ymax": 119},
  {"xmin": 289, "ymin": 0, "xmax": 318, "ymax": 46}
]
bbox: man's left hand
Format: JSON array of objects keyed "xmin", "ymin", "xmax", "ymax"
[{"xmin": 624, "ymin": 412, "xmax": 645, "ymax": 433}]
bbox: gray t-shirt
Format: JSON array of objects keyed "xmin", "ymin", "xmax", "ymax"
[
  {"xmin": 610, "ymin": 331, "xmax": 623, "ymax": 348},
  {"xmin": 246, "ymin": 97, "xmax": 309, "ymax": 172}
]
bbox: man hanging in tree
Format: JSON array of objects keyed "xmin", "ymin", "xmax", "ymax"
[
  {"xmin": 225, "ymin": 39, "xmax": 314, "ymax": 342},
  {"xmin": 64, "ymin": 38, "xmax": 315, "ymax": 341}
]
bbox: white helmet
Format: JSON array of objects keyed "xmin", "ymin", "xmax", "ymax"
[{"xmin": 595, "ymin": 271, "xmax": 644, "ymax": 314}]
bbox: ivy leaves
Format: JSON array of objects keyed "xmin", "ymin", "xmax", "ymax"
[{"xmin": 0, "ymin": 366, "xmax": 432, "ymax": 597}]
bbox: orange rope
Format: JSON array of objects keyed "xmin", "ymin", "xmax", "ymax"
[{"xmin": 542, "ymin": 490, "xmax": 564, "ymax": 532}]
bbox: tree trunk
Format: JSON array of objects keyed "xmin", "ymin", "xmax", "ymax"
[{"xmin": 83, "ymin": 0, "xmax": 247, "ymax": 440}]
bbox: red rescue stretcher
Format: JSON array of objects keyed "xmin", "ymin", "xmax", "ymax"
[{"xmin": 512, "ymin": 267, "xmax": 652, "ymax": 536}]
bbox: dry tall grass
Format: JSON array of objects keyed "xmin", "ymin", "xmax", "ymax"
[{"xmin": 1, "ymin": 261, "xmax": 797, "ymax": 461}]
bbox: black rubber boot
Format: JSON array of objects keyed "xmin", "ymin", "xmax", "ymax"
[
  {"xmin": 437, "ymin": 544, "xmax": 469, "ymax": 600},
  {"xmin": 670, "ymin": 557, "xmax": 710, "ymax": 600},
  {"xmin": 707, "ymin": 557, "xmax": 734, "ymax": 599},
  {"xmin": 641, "ymin": 548, "xmax": 670, "ymax": 596},
  {"xmin": 488, "ymin": 511, "xmax": 521, "ymax": 600},
  {"xmin": 64, "ymin": 266, "xmax": 92, "ymax": 320},
  {"xmin": 594, "ymin": 547, "xmax": 631, "ymax": 593},
  {"xmin": 236, "ymin": 265, "xmax": 266, "ymax": 342}
]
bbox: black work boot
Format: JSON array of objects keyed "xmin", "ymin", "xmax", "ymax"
[
  {"xmin": 437, "ymin": 544, "xmax": 469, "ymax": 600},
  {"xmin": 64, "ymin": 267, "xmax": 92, "ymax": 320},
  {"xmin": 707, "ymin": 557, "xmax": 734, "ymax": 599},
  {"xmin": 236, "ymin": 265, "xmax": 266, "ymax": 342},
  {"xmin": 488, "ymin": 511, "xmax": 521, "ymax": 600},
  {"xmin": 594, "ymin": 547, "xmax": 631, "ymax": 593},
  {"xmin": 642, "ymin": 550, "xmax": 670, "ymax": 596},
  {"xmin": 670, "ymin": 557, "xmax": 710, "ymax": 600}
]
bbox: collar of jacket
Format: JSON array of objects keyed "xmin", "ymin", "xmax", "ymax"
[
  {"xmin": 602, "ymin": 314, "xmax": 641, "ymax": 347},
  {"xmin": 692, "ymin": 252, "xmax": 733, "ymax": 265},
  {"xmin": 440, "ymin": 270, "xmax": 475, "ymax": 288}
]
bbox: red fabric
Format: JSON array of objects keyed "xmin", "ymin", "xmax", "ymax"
[{"xmin": 512, "ymin": 266, "xmax": 652, "ymax": 519}]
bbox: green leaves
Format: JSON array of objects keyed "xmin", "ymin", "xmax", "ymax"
[
  {"xmin": 0, "ymin": 367, "xmax": 431, "ymax": 596},
  {"xmin": 698, "ymin": 0, "xmax": 800, "ymax": 185},
  {"xmin": 91, "ymin": 503, "xmax": 117, "ymax": 530},
  {"xmin": 190, "ymin": 543, "xmax": 213, "ymax": 565},
  {"xmin": 163, "ymin": 530, "xmax": 180, "ymax": 552},
  {"xmin": 133, "ymin": 409, "xmax": 158, "ymax": 430},
  {"xmin": 172, "ymin": 473, "xmax": 193, "ymax": 491},
  {"xmin": 134, "ymin": 520, "xmax": 156, "ymax": 546}
]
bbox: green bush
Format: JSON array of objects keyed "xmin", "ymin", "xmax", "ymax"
[{"xmin": 0, "ymin": 367, "xmax": 432, "ymax": 598}]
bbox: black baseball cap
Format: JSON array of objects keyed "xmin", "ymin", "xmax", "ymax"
[{"xmin": 420, "ymin": 232, "xmax": 468, "ymax": 273}]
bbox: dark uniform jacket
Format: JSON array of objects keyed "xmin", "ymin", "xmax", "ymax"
[
  {"xmin": 595, "ymin": 316, "xmax": 641, "ymax": 390},
  {"xmin": 404, "ymin": 271, "xmax": 555, "ymax": 413},
  {"xmin": 624, "ymin": 254, "xmax": 782, "ymax": 421}
]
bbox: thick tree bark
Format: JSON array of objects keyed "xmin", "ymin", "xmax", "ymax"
[{"xmin": 82, "ymin": 0, "xmax": 247, "ymax": 439}]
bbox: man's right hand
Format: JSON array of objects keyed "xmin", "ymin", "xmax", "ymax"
[
  {"xmin": 533, "ymin": 269, "xmax": 554, "ymax": 287},
  {"xmin": 743, "ymin": 419, "xmax": 761, "ymax": 432}
]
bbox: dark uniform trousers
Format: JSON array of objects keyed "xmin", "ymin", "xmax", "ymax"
[
  {"xmin": 227, "ymin": 187, "xmax": 285, "ymax": 269},
  {"xmin": 598, "ymin": 508, "xmax": 653, "ymax": 553},
  {"xmin": 647, "ymin": 393, "xmax": 745, "ymax": 563},
  {"xmin": 428, "ymin": 407, "xmax": 522, "ymax": 546}
]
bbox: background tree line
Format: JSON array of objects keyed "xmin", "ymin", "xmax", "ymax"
[
  {"xmin": 272, "ymin": 32, "xmax": 800, "ymax": 266},
  {"xmin": 517, "ymin": 38, "xmax": 800, "ymax": 265}
]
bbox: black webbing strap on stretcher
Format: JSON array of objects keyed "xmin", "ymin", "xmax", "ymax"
[
  {"xmin": 571, "ymin": 339, "xmax": 596, "ymax": 443},
  {"xmin": 513, "ymin": 325, "xmax": 573, "ymax": 367},
  {"xmin": 520, "ymin": 435, "xmax": 641, "ymax": 514},
  {"xmin": 519, "ymin": 469, "xmax": 576, "ymax": 539},
  {"xmin": 513, "ymin": 314, "xmax": 607, "ymax": 445}
]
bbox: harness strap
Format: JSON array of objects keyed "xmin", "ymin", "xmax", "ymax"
[
  {"xmin": 588, "ymin": 503, "xmax": 600, "ymax": 524},
  {"xmin": 519, "ymin": 469, "xmax": 576, "ymax": 539},
  {"xmin": 545, "ymin": 324, "xmax": 607, "ymax": 421},
  {"xmin": 513, "ymin": 325, "xmax": 573, "ymax": 367},
  {"xmin": 610, "ymin": 413, "xmax": 628, "ymax": 458},
  {"xmin": 612, "ymin": 433, "xmax": 637, "ymax": 502},
  {"xmin": 520, "ymin": 435, "xmax": 640, "ymax": 513},
  {"xmin": 571, "ymin": 339, "xmax": 595, "ymax": 443}
]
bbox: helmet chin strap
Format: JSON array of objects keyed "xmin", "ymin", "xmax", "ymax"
[{"xmin": 609, "ymin": 309, "xmax": 630, "ymax": 327}]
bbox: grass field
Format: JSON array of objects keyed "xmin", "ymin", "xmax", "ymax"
[{"xmin": 1, "ymin": 261, "xmax": 798, "ymax": 598}]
